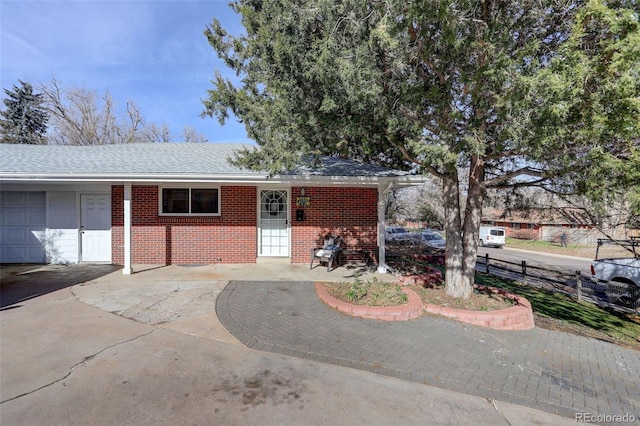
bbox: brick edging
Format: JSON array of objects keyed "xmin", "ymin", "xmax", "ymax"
[
  {"xmin": 315, "ymin": 282, "xmax": 423, "ymax": 321},
  {"xmin": 423, "ymin": 284, "xmax": 535, "ymax": 330}
]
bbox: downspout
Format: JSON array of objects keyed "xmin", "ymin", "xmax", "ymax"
[
  {"xmin": 377, "ymin": 180, "xmax": 394, "ymax": 273},
  {"xmin": 123, "ymin": 182, "xmax": 132, "ymax": 275}
]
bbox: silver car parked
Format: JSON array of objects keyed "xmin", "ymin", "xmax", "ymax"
[
  {"xmin": 385, "ymin": 226, "xmax": 412, "ymax": 243},
  {"xmin": 419, "ymin": 230, "xmax": 446, "ymax": 249}
]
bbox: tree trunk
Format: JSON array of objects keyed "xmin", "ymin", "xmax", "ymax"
[
  {"xmin": 461, "ymin": 155, "xmax": 485, "ymax": 293},
  {"xmin": 443, "ymin": 156, "xmax": 486, "ymax": 299},
  {"xmin": 443, "ymin": 171, "xmax": 472, "ymax": 298}
]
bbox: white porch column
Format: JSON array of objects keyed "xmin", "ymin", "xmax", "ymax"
[
  {"xmin": 377, "ymin": 182, "xmax": 391, "ymax": 273},
  {"xmin": 123, "ymin": 182, "xmax": 132, "ymax": 275}
]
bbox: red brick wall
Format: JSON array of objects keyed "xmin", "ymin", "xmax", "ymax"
[
  {"xmin": 112, "ymin": 185, "xmax": 379, "ymax": 265},
  {"xmin": 290, "ymin": 186, "xmax": 379, "ymax": 263},
  {"xmin": 112, "ymin": 185, "xmax": 257, "ymax": 264}
]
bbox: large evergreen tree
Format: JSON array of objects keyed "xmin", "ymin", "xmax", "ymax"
[
  {"xmin": 1, "ymin": 80, "xmax": 49, "ymax": 144},
  {"xmin": 525, "ymin": 1, "xmax": 640, "ymax": 223},
  {"xmin": 203, "ymin": 0, "xmax": 639, "ymax": 298}
]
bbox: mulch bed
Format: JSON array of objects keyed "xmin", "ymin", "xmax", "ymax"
[
  {"xmin": 407, "ymin": 284, "xmax": 514, "ymax": 312},
  {"xmin": 323, "ymin": 280, "xmax": 514, "ymax": 312}
]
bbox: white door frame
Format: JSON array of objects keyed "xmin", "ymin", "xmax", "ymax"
[
  {"xmin": 257, "ymin": 187, "xmax": 290, "ymax": 257},
  {"xmin": 79, "ymin": 193, "xmax": 111, "ymax": 262}
]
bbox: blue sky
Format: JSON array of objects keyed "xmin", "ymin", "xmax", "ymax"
[{"xmin": 1, "ymin": 0, "xmax": 250, "ymax": 143}]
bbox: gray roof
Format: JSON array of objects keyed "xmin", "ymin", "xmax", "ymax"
[
  {"xmin": 0, "ymin": 143, "xmax": 254, "ymax": 175},
  {"xmin": 286, "ymin": 156, "xmax": 408, "ymax": 178},
  {"xmin": 0, "ymin": 143, "xmax": 410, "ymax": 180}
]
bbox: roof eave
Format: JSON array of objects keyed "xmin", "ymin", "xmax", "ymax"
[
  {"xmin": 274, "ymin": 174, "xmax": 425, "ymax": 186},
  {"xmin": 0, "ymin": 173, "xmax": 425, "ymax": 186},
  {"xmin": 0, "ymin": 173, "xmax": 268, "ymax": 184}
]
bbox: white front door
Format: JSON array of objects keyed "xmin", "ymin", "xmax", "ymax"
[
  {"xmin": 258, "ymin": 189, "xmax": 289, "ymax": 257},
  {"xmin": 80, "ymin": 194, "xmax": 111, "ymax": 262}
]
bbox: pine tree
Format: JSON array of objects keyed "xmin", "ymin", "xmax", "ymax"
[
  {"xmin": 204, "ymin": 0, "xmax": 639, "ymax": 298},
  {"xmin": 1, "ymin": 80, "xmax": 49, "ymax": 144}
]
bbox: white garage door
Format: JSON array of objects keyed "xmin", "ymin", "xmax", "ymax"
[{"xmin": 0, "ymin": 191, "xmax": 47, "ymax": 263}]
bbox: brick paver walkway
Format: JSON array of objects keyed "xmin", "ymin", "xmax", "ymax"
[{"xmin": 217, "ymin": 280, "xmax": 640, "ymax": 421}]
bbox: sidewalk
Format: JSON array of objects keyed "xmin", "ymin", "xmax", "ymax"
[{"xmin": 1, "ymin": 263, "xmax": 629, "ymax": 424}]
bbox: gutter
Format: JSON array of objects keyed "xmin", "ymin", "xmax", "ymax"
[{"xmin": 0, "ymin": 173, "xmax": 424, "ymax": 186}]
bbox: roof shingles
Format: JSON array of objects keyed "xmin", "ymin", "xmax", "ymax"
[
  {"xmin": 0, "ymin": 143, "xmax": 409, "ymax": 178},
  {"xmin": 0, "ymin": 143, "xmax": 252, "ymax": 175}
]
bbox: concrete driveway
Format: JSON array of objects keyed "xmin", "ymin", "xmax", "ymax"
[
  {"xmin": 0, "ymin": 263, "xmax": 576, "ymax": 425},
  {"xmin": 0, "ymin": 264, "xmax": 120, "ymax": 308}
]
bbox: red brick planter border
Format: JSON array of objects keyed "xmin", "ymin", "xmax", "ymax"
[
  {"xmin": 423, "ymin": 284, "xmax": 535, "ymax": 330},
  {"xmin": 315, "ymin": 282, "xmax": 423, "ymax": 321},
  {"xmin": 315, "ymin": 282, "xmax": 534, "ymax": 330}
]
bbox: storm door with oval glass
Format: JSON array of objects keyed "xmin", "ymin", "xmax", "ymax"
[{"xmin": 258, "ymin": 189, "xmax": 289, "ymax": 257}]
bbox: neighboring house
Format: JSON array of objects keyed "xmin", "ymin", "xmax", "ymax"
[
  {"xmin": 0, "ymin": 144, "xmax": 421, "ymax": 274},
  {"xmin": 482, "ymin": 208, "xmax": 598, "ymax": 244}
]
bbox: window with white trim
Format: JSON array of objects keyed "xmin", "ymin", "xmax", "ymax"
[{"xmin": 160, "ymin": 187, "xmax": 220, "ymax": 215}]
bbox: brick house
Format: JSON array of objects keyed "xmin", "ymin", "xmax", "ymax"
[
  {"xmin": 0, "ymin": 144, "xmax": 420, "ymax": 273},
  {"xmin": 482, "ymin": 208, "xmax": 596, "ymax": 243}
]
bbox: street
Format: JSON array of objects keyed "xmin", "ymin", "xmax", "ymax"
[
  {"xmin": 473, "ymin": 245, "xmax": 635, "ymax": 310},
  {"xmin": 477, "ymin": 246, "xmax": 593, "ymax": 277}
]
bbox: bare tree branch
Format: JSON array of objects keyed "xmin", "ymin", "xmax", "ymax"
[
  {"xmin": 484, "ymin": 166, "xmax": 543, "ymax": 188},
  {"xmin": 37, "ymin": 78, "xmax": 205, "ymax": 145}
]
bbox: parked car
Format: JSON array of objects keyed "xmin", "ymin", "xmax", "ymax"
[
  {"xmin": 385, "ymin": 226, "xmax": 411, "ymax": 243},
  {"xmin": 478, "ymin": 226, "xmax": 506, "ymax": 248},
  {"xmin": 591, "ymin": 238, "xmax": 639, "ymax": 307},
  {"xmin": 419, "ymin": 230, "xmax": 446, "ymax": 250}
]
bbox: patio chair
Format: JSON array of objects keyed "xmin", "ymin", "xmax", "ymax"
[{"xmin": 310, "ymin": 235, "xmax": 342, "ymax": 272}]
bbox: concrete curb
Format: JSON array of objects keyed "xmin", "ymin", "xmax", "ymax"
[{"xmin": 423, "ymin": 285, "xmax": 535, "ymax": 330}]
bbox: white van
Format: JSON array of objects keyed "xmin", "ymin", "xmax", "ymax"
[{"xmin": 478, "ymin": 226, "xmax": 506, "ymax": 248}]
